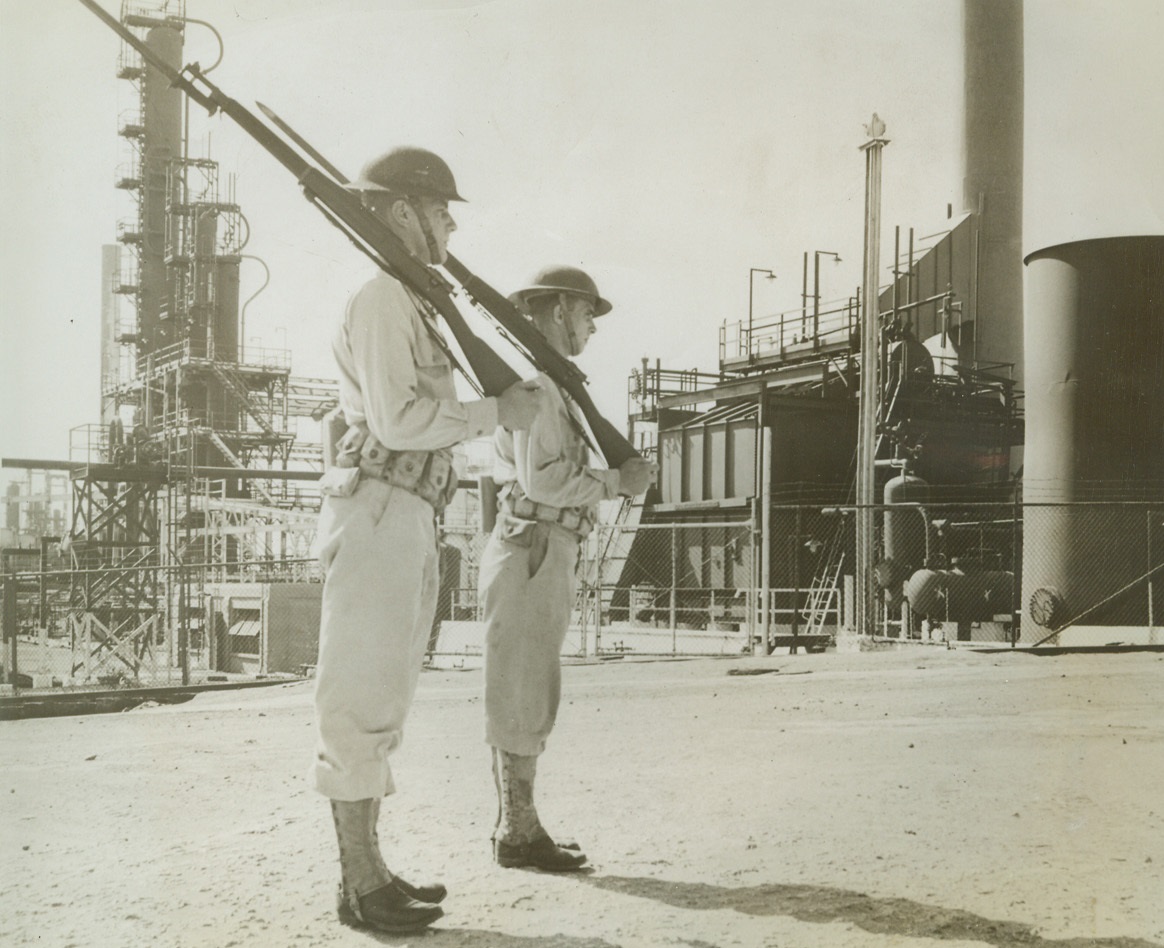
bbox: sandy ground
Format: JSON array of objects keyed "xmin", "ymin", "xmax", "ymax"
[{"xmin": 1, "ymin": 647, "xmax": 1162, "ymax": 948}]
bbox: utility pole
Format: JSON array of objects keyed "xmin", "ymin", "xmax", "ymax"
[{"xmin": 856, "ymin": 114, "xmax": 888, "ymax": 637}]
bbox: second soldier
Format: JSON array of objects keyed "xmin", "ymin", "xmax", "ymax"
[{"xmin": 479, "ymin": 266, "xmax": 655, "ymax": 871}]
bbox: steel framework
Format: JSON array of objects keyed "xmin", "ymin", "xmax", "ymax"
[{"xmin": 67, "ymin": 464, "xmax": 164, "ymax": 680}]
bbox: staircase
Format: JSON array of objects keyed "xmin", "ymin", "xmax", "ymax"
[
  {"xmin": 206, "ymin": 431, "xmax": 277, "ymax": 506},
  {"xmin": 208, "ymin": 363, "xmax": 278, "ymax": 438}
]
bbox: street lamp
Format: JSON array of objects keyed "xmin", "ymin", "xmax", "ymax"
[
  {"xmin": 747, "ymin": 268, "xmax": 776, "ymax": 361},
  {"xmin": 811, "ymin": 251, "xmax": 842, "ymax": 344}
]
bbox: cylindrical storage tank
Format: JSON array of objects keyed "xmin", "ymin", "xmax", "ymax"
[
  {"xmin": 905, "ymin": 568, "xmax": 1014, "ymax": 623},
  {"xmin": 190, "ymin": 211, "xmax": 217, "ymax": 354},
  {"xmin": 883, "ymin": 474, "xmax": 929, "ymax": 572},
  {"xmin": 1022, "ymin": 236, "xmax": 1164, "ymax": 636},
  {"xmin": 213, "ymin": 251, "xmax": 243, "ymax": 484},
  {"xmin": 213, "ymin": 255, "xmax": 241, "ymax": 363}
]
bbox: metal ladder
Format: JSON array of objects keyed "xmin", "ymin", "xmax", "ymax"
[
  {"xmin": 576, "ymin": 495, "xmax": 638, "ymax": 643},
  {"xmin": 801, "ymin": 540, "xmax": 845, "ymax": 637}
]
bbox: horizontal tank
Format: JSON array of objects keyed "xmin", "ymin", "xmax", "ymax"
[{"xmin": 905, "ymin": 568, "xmax": 1014, "ymax": 623}]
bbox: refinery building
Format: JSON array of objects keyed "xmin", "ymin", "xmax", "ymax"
[{"xmin": 2, "ymin": 0, "xmax": 1161, "ymax": 706}]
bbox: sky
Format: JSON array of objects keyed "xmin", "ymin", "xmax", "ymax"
[{"xmin": 1, "ymin": 0, "xmax": 1162, "ymax": 463}]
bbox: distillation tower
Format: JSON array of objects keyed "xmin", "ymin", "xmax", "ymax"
[{"xmin": 64, "ymin": 0, "xmax": 336, "ymax": 683}]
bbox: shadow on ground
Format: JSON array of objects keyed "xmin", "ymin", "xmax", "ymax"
[{"xmin": 576, "ymin": 874, "xmax": 1161, "ymax": 948}]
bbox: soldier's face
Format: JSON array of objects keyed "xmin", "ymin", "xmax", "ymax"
[
  {"xmin": 418, "ymin": 198, "xmax": 456, "ymax": 264},
  {"xmin": 372, "ymin": 195, "xmax": 455, "ymax": 264},
  {"xmin": 562, "ymin": 297, "xmax": 597, "ymax": 357}
]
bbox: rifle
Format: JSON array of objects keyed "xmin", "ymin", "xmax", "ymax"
[
  {"xmin": 255, "ymin": 103, "xmax": 640, "ymax": 469},
  {"xmin": 76, "ymin": 0, "xmax": 640, "ymax": 469}
]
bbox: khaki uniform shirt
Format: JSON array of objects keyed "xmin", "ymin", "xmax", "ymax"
[
  {"xmin": 333, "ymin": 271, "xmax": 497, "ymax": 450},
  {"xmin": 493, "ymin": 373, "xmax": 620, "ymax": 514}
]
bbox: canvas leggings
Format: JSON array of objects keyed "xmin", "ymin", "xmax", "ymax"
[
  {"xmin": 480, "ymin": 520, "xmax": 579, "ymax": 757},
  {"xmin": 309, "ymin": 478, "xmax": 439, "ymax": 800}
]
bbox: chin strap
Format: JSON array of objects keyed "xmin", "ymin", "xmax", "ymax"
[
  {"xmin": 407, "ymin": 196, "xmax": 441, "ymax": 264},
  {"xmin": 363, "ymin": 190, "xmax": 441, "ymax": 264},
  {"xmin": 559, "ymin": 293, "xmax": 586, "ymax": 357},
  {"xmin": 539, "ymin": 296, "xmax": 599, "ymax": 458}
]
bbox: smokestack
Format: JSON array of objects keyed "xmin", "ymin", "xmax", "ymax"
[{"xmin": 962, "ymin": 0, "xmax": 1024, "ymax": 384}]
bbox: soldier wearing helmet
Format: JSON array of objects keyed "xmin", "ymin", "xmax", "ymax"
[
  {"xmin": 479, "ymin": 265, "xmax": 655, "ymax": 871},
  {"xmin": 348, "ymin": 147, "xmax": 465, "ymax": 265},
  {"xmin": 310, "ymin": 147, "xmax": 543, "ymax": 934}
]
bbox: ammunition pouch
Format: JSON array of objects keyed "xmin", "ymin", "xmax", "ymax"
[
  {"xmin": 498, "ymin": 485, "xmax": 594, "ymax": 539},
  {"xmin": 331, "ymin": 423, "xmax": 458, "ymax": 513}
]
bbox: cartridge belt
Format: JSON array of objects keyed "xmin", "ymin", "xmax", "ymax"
[
  {"xmin": 333, "ymin": 424, "xmax": 457, "ymax": 513},
  {"xmin": 501, "ymin": 490, "xmax": 594, "ymax": 539}
]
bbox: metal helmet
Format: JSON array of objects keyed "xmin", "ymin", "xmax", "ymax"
[
  {"xmin": 508, "ymin": 265, "xmax": 612, "ymax": 316},
  {"xmin": 351, "ymin": 147, "xmax": 466, "ymax": 202}
]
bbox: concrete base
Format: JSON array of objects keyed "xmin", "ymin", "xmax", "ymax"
[
  {"xmin": 1019, "ymin": 624, "xmax": 1163, "ymax": 648},
  {"xmin": 834, "ymin": 634, "xmax": 899, "ymax": 653}
]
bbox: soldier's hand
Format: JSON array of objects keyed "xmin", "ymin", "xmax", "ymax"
[
  {"xmin": 497, "ymin": 379, "xmax": 545, "ymax": 430},
  {"xmin": 617, "ymin": 456, "xmax": 657, "ymax": 496}
]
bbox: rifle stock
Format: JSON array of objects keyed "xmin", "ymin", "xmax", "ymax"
[{"xmin": 77, "ymin": 0, "xmax": 640, "ymax": 468}]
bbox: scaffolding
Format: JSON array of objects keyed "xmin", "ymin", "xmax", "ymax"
[
  {"xmin": 67, "ymin": 463, "xmax": 165, "ymax": 682},
  {"xmin": 28, "ymin": 0, "xmax": 338, "ymax": 689}
]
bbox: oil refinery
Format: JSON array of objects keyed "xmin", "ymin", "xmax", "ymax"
[{"xmin": 1, "ymin": 0, "xmax": 1161, "ymax": 706}]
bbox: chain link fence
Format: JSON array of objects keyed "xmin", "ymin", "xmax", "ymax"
[
  {"xmin": 1017, "ymin": 502, "xmax": 1163, "ymax": 645},
  {"xmin": 791, "ymin": 500, "xmax": 1161, "ymax": 647},
  {"xmin": 822, "ymin": 499, "xmax": 1021, "ymax": 644},
  {"xmin": 0, "ymin": 557, "xmax": 324, "ymax": 697},
  {"xmin": 428, "ymin": 520, "xmax": 759, "ymax": 662},
  {"xmin": 3, "ymin": 502, "xmax": 1161, "ymax": 698},
  {"xmin": 577, "ymin": 519, "xmax": 758, "ymax": 657}
]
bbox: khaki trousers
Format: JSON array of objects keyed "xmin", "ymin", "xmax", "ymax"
[
  {"xmin": 309, "ymin": 479, "xmax": 438, "ymax": 800},
  {"xmin": 480, "ymin": 521, "xmax": 578, "ymax": 756}
]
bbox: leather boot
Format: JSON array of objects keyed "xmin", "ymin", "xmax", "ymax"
[
  {"xmin": 330, "ymin": 799, "xmax": 443, "ymax": 933},
  {"xmin": 495, "ymin": 833, "xmax": 589, "ymax": 871},
  {"xmin": 493, "ymin": 749, "xmax": 587, "ymax": 872},
  {"xmin": 490, "ymin": 752, "xmax": 579, "ymax": 853},
  {"xmin": 368, "ymin": 797, "xmax": 447, "ymax": 904}
]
